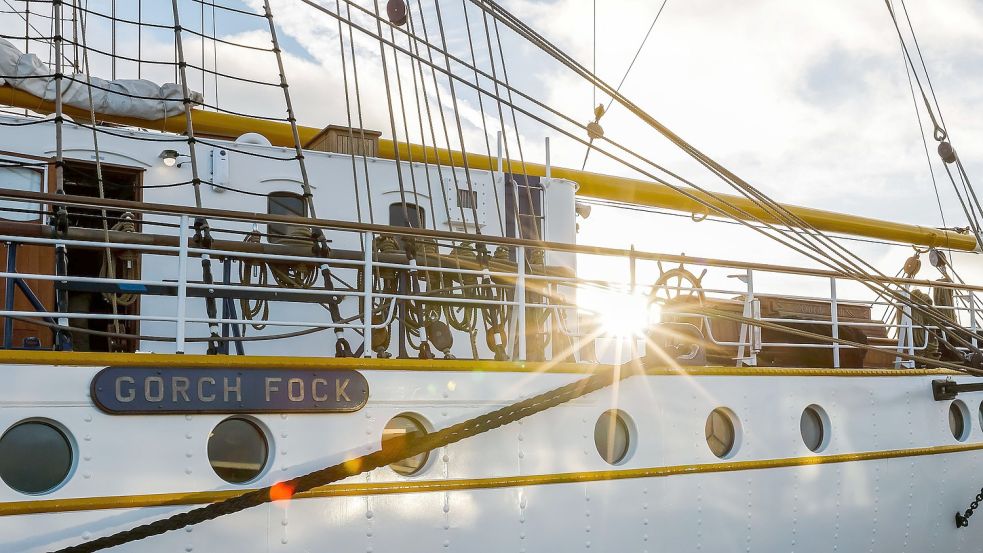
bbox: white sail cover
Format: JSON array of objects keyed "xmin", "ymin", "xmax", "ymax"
[{"xmin": 0, "ymin": 39, "xmax": 203, "ymax": 120}]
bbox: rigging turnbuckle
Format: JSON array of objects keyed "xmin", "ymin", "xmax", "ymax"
[{"xmin": 932, "ymin": 378, "xmax": 983, "ymax": 401}]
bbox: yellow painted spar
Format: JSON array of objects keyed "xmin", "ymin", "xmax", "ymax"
[
  {"xmin": 1, "ymin": 86, "xmax": 975, "ymax": 251},
  {"xmin": 1, "ymin": 441, "xmax": 982, "ymax": 516}
]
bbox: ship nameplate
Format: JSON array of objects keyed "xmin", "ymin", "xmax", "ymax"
[{"xmin": 91, "ymin": 367, "xmax": 369, "ymax": 414}]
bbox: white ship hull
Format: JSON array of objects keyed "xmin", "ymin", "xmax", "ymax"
[{"xmin": 2, "ymin": 358, "xmax": 981, "ymax": 552}]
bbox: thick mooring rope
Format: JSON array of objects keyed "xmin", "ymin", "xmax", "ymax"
[{"xmin": 51, "ymin": 360, "xmax": 640, "ymax": 553}]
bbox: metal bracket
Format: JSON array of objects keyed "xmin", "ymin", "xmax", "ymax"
[{"xmin": 932, "ymin": 378, "xmax": 983, "ymax": 401}]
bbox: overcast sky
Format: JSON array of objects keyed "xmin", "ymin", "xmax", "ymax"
[{"xmin": 4, "ymin": 0, "xmax": 982, "ymax": 295}]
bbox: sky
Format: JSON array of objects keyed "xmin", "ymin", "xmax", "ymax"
[{"xmin": 3, "ymin": 0, "xmax": 983, "ymax": 299}]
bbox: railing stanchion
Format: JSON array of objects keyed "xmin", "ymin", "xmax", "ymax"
[
  {"xmin": 3, "ymin": 242, "xmax": 16, "ymax": 349},
  {"xmin": 517, "ymin": 245, "xmax": 526, "ymax": 361},
  {"xmin": 176, "ymin": 215, "xmax": 189, "ymax": 353},
  {"xmin": 895, "ymin": 287, "xmax": 914, "ymax": 369},
  {"xmin": 830, "ymin": 277, "xmax": 840, "ymax": 368},
  {"xmin": 363, "ymin": 231, "xmax": 374, "ymax": 358},
  {"xmin": 736, "ymin": 268, "xmax": 757, "ymax": 366},
  {"xmin": 971, "ymin": 291, "xmax": 978, "ymax": 349}
]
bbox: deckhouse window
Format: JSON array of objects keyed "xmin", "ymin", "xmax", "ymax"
[
  {"xmin": 0, "ymin": 165, "xmax": 42, "ymax": 221},
  {"xmin": 267, "ymin": 192, "xmax": 307, "ymax": 243},
  {"xmin": 389, "ymin": 202, "xmax": 426, "ymax": 229},
  {"xmin": 504, "ymin": 175, "xmax": 543, "ymax": 241}
]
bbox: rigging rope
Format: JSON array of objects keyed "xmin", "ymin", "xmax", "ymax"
[
  {"xmin": 465, "ymin": 0, "xmax": 983, "ymax": 360},
  {"xmin": 342, "ymin": 0, "xmax": 376, "ymax": 224},
  {"xmin": 899, "ymin": 29, "xmax": 950, "ymax": 252},
  {"xmin": 76, "ymin": 0, "xmax": 131, "ymax": 354},
  {"xmin": 581, "ymin": 0, "xmax": 669, "ymax": 170},
  {"xmin": 170, "ymin": 0, "xmax": 221, "ymax": 354},
  {"xmin": 460, "ymin": 0, "xmax": 505, "ymax": 232},
  {"xmin": 338, "ymin": 0, "xmax": 933, "ymax": 299},
  {"xmin": 371, "ymin": 0, "xmax": 414, "ymax": 231},
  {"xmin": 327, "ymin": 0, "xmax": 951, "ymax": 326},
  {"xmin": 50, "ymin": 0, "xmax": 71, "ymax": 350},
  {"xmin": 5, "ymin": 0, "xmax": 968, "ymax": 368},
  {"xmin": 433, "ymin": 0, "xmax": 484, "ymax": 234},
  {"xmin": 401, "ymin": 1, "xmax": 440, "ymax": 231}
]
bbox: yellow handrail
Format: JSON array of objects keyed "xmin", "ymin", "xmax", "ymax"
[{"xmin": 1, "ymin": 85, "xmax": 974, "ymax": 251}]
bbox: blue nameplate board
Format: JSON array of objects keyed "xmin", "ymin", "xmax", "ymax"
[{"xmin": 91, "ymin": 367, "xmax": 369, "ymax": 414}]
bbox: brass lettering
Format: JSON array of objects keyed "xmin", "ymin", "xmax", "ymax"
[
  {"xmin": 198, "ymin": 377, "xmax": 216, "ymax": 402},
  {"xmin": 172, "ymin": 377, "xmax": 190, "ymax": 402},
  {"xmin": 145, "ymin": 376, "xmax": 164, "ymax": 402},
  {"xmin": 312, "ymin": 378, "xmax": 329, "ymax": 402},
  {"xmin": 265, "ymin": 377, "xmax": 282, "ymax": 402},
  {"xmin": 287, "ymin": 378, "xmax": 304, "ymax": 402},
  {"xmin": 115, "ymin": 376, "xmax": 135, "ymax": 402},
  {"xmin": 224, "ymin": 377, "xmax": 242, "ymax": 403},
  {"xmin": 336, "ymin": 378, "xmax": 351, "ymax": 402}
]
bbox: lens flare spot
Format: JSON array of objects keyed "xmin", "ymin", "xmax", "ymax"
[
  {"xmin": 270, "ymin": 482, "xmax": 295, "ymax": 502},
  {"xmin": 581, "ymin": 289, "xmax": 659, "ymax": 337}
]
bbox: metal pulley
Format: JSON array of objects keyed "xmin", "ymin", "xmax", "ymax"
[
  {"xmin": 929, "ymin": 248, "xmax": 950, "ymax": 279},
  {"xmin": 387, "ymin": 0, "xmax": 407, "ymax": 26},
  {"xmin": 586, "ymin": 122, "xmax": 604, "ymax": 140},
  {"xmin": 903, "ymin": 252, "xmax": 922, "ymax": 278},
  {"xmin": 938, "ymin": 141, "xmax": 957, "ymax": 164},
  {"xmin": 586, "ymin": 103, "xmax": 605, "ymax": 140},
  {"xmin": 593, "ymin": 103, "xmax": 605, "ymax": 121},
  {"xmin": 426, "ymin": 320, "xmax": 454, "ymax": 357}
]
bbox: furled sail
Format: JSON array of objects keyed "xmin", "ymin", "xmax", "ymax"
[{"xmin": 0, "ymin": 38, "xmax": 202, "ymax": 120}]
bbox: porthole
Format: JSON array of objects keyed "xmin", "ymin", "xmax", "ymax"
[
  {"xmin": 705, "ymin": 407, "xmax": 740, "ymax": 459},
  {"xmin": 382, "ymin": 414, "xmax": 431, "ymax": 476},
  {"xmin": 208, "ymin": 417, "xmax": 269, "ymax": 484},
  {"xmin": 949, "ymin": 400, "xmax": 970, "ymax": 442},
  {"xmin": 594, "ymin": 409, "xmax": 633, "ymax": 465},
  {"xmin": 0, "ymin": 420, "xmax": 74, "ymax": 494},
  {"xmin": 800, "ymin": 404, "xmax": 830, "ymax": 453}
]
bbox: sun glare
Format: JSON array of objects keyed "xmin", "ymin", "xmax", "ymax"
[{"xmin": 582, "ymin": 288, "xmax": 661, "ymax": 337}]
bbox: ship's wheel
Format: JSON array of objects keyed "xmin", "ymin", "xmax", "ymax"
[{"xmin": 648, "ymin": 262, "xmax": 707, "ymax": 327}]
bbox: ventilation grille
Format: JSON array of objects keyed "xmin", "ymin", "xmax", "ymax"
[{"xmin": 457, "ymin": 188, "xmax": 478, "ymax": 209}]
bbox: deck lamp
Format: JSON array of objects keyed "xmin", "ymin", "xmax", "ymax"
[{"xmin": 159, "ymin": 149, "xmax": 190, "ymax": 168}]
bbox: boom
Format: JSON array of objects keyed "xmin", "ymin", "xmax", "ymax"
[{"xmin": 1, "ymin": 85, "xmax": 973, "ymax": 252}]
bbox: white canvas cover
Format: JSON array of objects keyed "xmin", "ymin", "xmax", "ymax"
[{"xmin": 0, "ymin": 39, "xmax": 203, "ymax": 120}]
